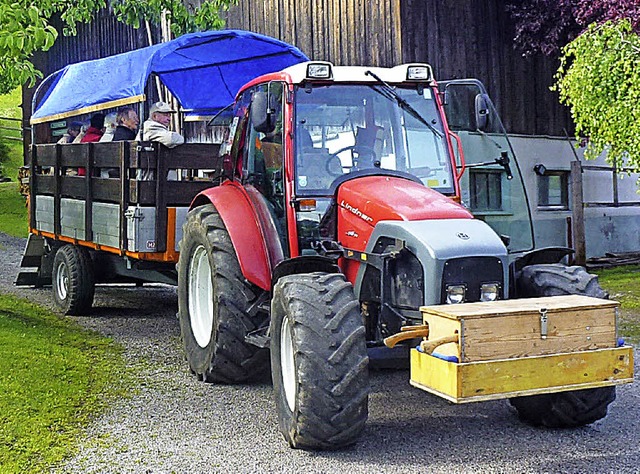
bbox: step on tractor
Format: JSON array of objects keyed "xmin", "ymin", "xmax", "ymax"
[{"xmin": 20, "ymin": 43, "xmax": 633, "ymax": 450}]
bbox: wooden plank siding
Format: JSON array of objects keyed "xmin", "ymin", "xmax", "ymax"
[
  {"xmin": 225, "ymin": 0, "xmax": 572, "ymax": 136},
  {"xmin": 397, "ymin": 0, "xmax": 573, "ymax": 136},
  {"xmin": 224, "ymin": 0, "xmax": 403, "ymax": 66}
]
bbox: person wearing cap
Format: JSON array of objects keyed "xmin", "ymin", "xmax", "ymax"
[
  {"xmin": 136, "ymin": 101, "xmax": 184, "ymax": 148},
  {"xmin": 57, "ymin": 121, "xmax": 83, "ymax": 144}
]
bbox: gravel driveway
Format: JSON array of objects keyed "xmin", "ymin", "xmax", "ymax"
[{"xmin": 2, "ymin": 233, "xmax": 639, "ymax": 473}]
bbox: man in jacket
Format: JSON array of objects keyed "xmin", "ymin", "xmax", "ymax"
[
  {"xmin": 112, "ymin": 107, "xmax": 140, "ymax": 141},
  {"xmin": 136, "ymin": 101, "xmax": 184, "ymax": 148}
]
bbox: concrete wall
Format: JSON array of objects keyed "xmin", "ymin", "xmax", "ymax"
[{"xmin": 509, "ymin": 135, "xmax": 640, "ymax": 258}]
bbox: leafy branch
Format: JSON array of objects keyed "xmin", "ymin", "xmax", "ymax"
[{"xmin": 555, "ymin": 20, "xmax": 640, "ymax": 168}]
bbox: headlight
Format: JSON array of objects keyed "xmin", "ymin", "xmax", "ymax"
[
  {"xmin": 480, "ymin": 283, "xmax": 500, "ymax": 302},
  {"xmin": 446, "ymin": 284, "xmax": 466, "ymax": 304}
]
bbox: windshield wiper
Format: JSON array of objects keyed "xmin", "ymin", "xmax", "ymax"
[{"xmin": 365, "ymin": 70, "xmax": 443, "ymax": 139}]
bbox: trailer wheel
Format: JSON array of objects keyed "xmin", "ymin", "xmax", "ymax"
[
  {"xmin": 510, "ymin": 263, "xmax": 616, "ymax": 427},
  {"xmin": 52, "ymin": 245, "xmax": 95, "ymax": 315},
  {"xmin": 177, "ymin": 204, "xmax": 268, "ymax": 383},
  {"xmin": 271, "ymin": 272, "xmax": 369, "ymax": 450}
]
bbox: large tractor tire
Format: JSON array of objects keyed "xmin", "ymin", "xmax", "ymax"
[
  {"xmin": 510, "ymin": 263, "xmax": 616, "ymax": 427},
  {"xmin": 177, "ymin": 204, "xmax": 269, "ymax": 383},
  {"xmin": 52, "ymin": 244, "xmax": 95, "ymax": 315},
  {"xmin": 271, "ymin": 272, "xmax": 369, "ymax": 450}
]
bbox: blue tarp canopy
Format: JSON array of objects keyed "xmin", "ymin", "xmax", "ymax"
[{"xmin": 31, "ymin": 30, "xmax": 308, "ymax": 123}]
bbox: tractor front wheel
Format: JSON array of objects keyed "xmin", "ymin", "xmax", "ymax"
[
  {"xmin": 271, "ymin": 272, "xmax": 369, "ymax": 450},
  {"xmin": 510, "ymin": 263, "xmax": 616, "ymax": 427},
  {"xmin": 177, "ymin": 204, "xmax": 269, "ymax": 383}
]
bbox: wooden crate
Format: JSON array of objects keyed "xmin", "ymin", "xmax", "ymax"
[
  {"xmin": 420, "ymin": 295, "xmax": 618, "ymax": 363},
  {"xmin": 409, "ymin": 295, "xmax": 634, "ymax": 403}
]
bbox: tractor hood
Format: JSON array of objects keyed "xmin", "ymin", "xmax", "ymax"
[{"xmin": 336, "ymin": 175, "xmax": 472, "ymax": 226}]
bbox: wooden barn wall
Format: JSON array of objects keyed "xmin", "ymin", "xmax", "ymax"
[
  {"xmin": 44, "ymin": 10, "xmax": 147, "ymax": 75},
  {"xmin": 400, "ymin": 0, "xmax": 571, "ymax": 136},
  {"xmin": 224, "ymin": 0, "xmax": 403, "ymax": 66},
  {"xmin": 225, "ymin": 0, "xmax": 572, "ymax": 136}
]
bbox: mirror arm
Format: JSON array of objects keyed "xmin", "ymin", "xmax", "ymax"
[{"xmin": 458, "ymin": 151, "xmax": 513, "ymax": 180}]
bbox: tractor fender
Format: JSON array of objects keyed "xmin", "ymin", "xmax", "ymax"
[
  {"xmin": 511, "ymin": 246, "xmax": 574, "ymax": 273},
  {"xmin": 509, "ymin": 246, "xmax": 575, "ymax": 298},
  {"xmin": 271, "ymin": 256, "xmax": 341, "ymax": 288},
  {"xmin": 190, "ymin": 181, "xmax": 273, "ymax": 291}
]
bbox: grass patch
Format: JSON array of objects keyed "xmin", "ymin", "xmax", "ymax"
[
  {"xmin": 0, "ymin": 88, "xmax": 27, "ymax": 237},
  {"xmin": 0, "ymin": 183, "xmax": 27, "ymax": 237},
  {"xmin": 0, "ymin": 295, "xmax": 129, "ymax": 473},
  {"xmin": 595, "ymin": 265, "xmax": 640, "ymax": 342}
]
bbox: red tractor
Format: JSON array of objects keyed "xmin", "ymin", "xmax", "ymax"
[{"xmin": 176, "ymin": 62, "xmax": 632, "ymax": 449}]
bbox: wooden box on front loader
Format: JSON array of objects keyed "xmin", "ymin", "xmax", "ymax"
[{"xmin": 409, "ymin": 295, "xmax": 634, "ymax": 403}]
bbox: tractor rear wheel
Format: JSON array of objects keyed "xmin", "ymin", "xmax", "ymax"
[
  {"xmin": 510, "ymin": 263, "xmax": 616, "ymax": 427},
  {"xmin": 271, "ymin": 272, "xmax": 369, "ymax": 450},
  {"xmin": 52, "ymin": 244, "xmax": 95, "ymax": 315},
  {"xmin": 177, "ymin": 204, "xmax": 269, "ymax": 383}
]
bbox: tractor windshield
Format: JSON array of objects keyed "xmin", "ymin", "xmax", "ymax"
[{"xmin": 293, "ymin": 84, "xmax": 455, "ymax": 195}]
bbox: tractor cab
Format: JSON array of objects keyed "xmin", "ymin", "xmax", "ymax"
[{"xmin": 236, "ymin": 62, "xmax": 533, "ymax": 263}]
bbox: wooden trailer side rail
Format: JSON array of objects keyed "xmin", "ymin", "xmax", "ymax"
[{"xmin": 29, "ymin": 141, "xmax": 223, "ymax": 255}]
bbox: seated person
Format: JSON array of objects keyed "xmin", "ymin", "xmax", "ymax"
[
  {"xmin": 57, "ymin": 121, "xmax": 83, "ymax": 144},
  {"xmin": 80, "ymin": 113, "xmax": 105, "ymax": 143},
  {"xmin": 112, "ymin": 106, "xmax": 139, "ymax": 141},
  {"xmin": 135, "ymin": 102, "xmax": 184, "ymax": 180},
  {"xmin": 136, "ymin": 101, "xmax": 184, "ymax": 148},
  {"xmin": 99, "ymin": 112, "xmax": 118, "ymax": 142},
  {"xmin": 75, "ymin": 113, "xmax": 105, "ymax": 176}
]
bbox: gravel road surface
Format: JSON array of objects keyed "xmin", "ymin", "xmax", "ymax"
[{"xmin": 1, "ymin": 233, "xmax": 639, "ymax": 473}]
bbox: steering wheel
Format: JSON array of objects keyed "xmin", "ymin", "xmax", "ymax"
[
  {"xmin": 329, "ymin": 145, "xmax": 377, "ymax": 170},
  {"xmin": 325, "ymin": 155, "xmax": 344, "ymax": 177}
]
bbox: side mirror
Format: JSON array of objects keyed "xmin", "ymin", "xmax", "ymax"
[
  {"xmin": 475, "ymin": 94, "xmax": 490, "ymax": 131},
  {"xmin": 251, "ymin": 91, "xmax": 276, "ymax": 134}
]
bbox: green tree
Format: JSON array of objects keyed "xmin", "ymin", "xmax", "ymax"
[
  {"xmin": 0, "ymin": 0, "xmax": 236, "ymax": 95},
  {"xmin": 555, "ymin": 20, "xmax": 640, "ymax": 167}
]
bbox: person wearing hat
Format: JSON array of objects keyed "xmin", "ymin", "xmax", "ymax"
[{"xmin": 136, "ymin": 101, "xmax": 184, "ymax": 148}]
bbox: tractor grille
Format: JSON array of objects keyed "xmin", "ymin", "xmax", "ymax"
[{"xmin": 440, "ymin": 256, "xmax": 504, "ymax": 303}]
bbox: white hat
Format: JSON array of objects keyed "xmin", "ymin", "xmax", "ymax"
[
  {"xmin": 104, "ymin": 112, "xmax": 118, "ymax": 129},
  {"xmin": 150, "ymin": 101, "xmax": 176, "ymax": 114}
]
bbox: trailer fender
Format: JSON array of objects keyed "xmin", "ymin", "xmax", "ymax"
[{"xmin": 191, "ymin": 182, "xmax": 272, "ymax": 291}]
